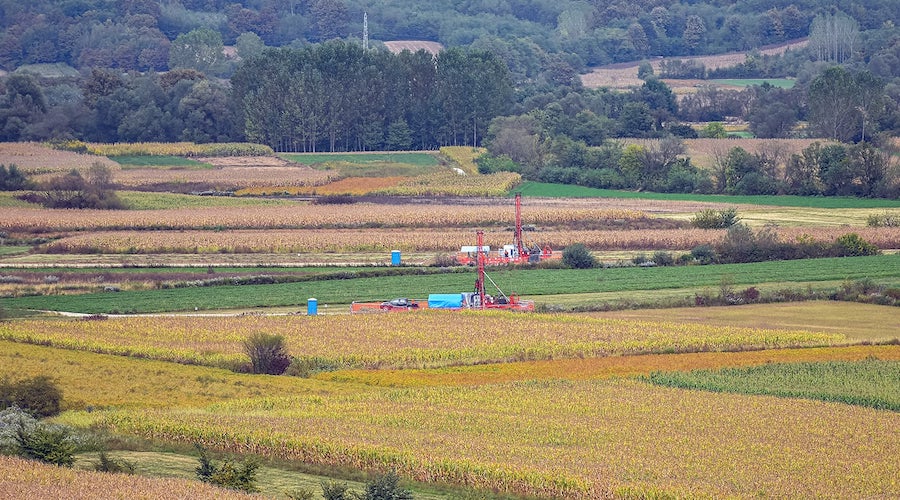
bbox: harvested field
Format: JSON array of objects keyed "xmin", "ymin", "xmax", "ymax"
[
  {"xmin": 624, "ymin": 138, "xmax": 836, "ymax": 169},
  {"xmin": 195, "ymin": 155, "xmax": 295, "ymax": 167},
  {"xmin": 0, "ymin": 142, "xmax": 117, "ymax": 172},
  {"xmin": 582, "ymin": 39, "xmax": 808, "ymax": 89},
  {"xmin": 107, "ymin": 165, "xmax": 336, "ymax": 189}
]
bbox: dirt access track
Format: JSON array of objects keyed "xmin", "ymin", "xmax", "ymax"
[{"xmin": 582, "ymin": 39, "xmax": 808, "ymax": 90}]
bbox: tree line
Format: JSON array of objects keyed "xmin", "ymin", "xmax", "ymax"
[
  {"xmin": 231, "ymin": 42, "xmax": 512, "ymax": 151},
  {"xmin": 2, "ymin": 0, "xmax": 899, "ymax": 82}
]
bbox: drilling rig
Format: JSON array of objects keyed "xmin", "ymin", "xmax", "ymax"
[{"xmin": 456, "ymin": 193, "xmax": 557, "ymax": 266}]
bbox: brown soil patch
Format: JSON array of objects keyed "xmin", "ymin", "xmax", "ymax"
[
  {"xmin": 582, "ymin": 39, "xmax": 808, "ymax": 89},
  {"xmin": 196, "ymin": 156, "xmax": 293, "ymax": 167}
]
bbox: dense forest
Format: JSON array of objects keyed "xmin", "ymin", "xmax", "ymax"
[{"xmin": 0, "ymin": 1, "xmax": 898, "ymax": 197}]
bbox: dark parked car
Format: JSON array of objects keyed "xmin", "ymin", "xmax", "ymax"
[{"xmin": 380, "ymin": 298, "xmax": 419, "ymax": 311}]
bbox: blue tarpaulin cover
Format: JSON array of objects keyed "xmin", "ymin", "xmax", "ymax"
[{"xmin": 428, "ymin": 293, "xmax": 463, "ymax": 309}]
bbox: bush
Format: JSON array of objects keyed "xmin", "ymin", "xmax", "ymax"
[
  {"xmin": 195, "ymin": 444, "xmax": 259, "ymax": 493},
  {"xmin": 833, "ymin": 233, "xmax": 880, "ymax": 257},
  {"xmin": 866, "ymin": 211, "xmax": 900, "ymax": 227},
  {"xmin": 690, "ymin": 207, "xmax": 739, "ymax": 229},
  {"xmin": 243, "ymin": 333, "xmax": 292, "ymax": 375},
  {"xmin": 321, "ymin": 480, "xmax": 354, "ymax": 500},
  {"xmin": 11, "ymin": 417, "xmax": 77, "ymax": 466},
  {"xmin": 93, "ymin": 451, "xmax": 135, "ymax": 474},
  {"xmin": 0, "ymin": 376, "xmax": 62, "ymax": 417},
  {"xmin": 690, "ymin": 245, "xmax": 716, "ymax": 265},
  {"xmin": 362, "ymin": 471, "xmax": 413, "ymax": 500},
  {"xmin": 652, "ymin": 251, "xmax": 675, "ymax": 266},
  {"xmin": 562, "ymin": 243, "xmax": 597, "ymax": 269}
]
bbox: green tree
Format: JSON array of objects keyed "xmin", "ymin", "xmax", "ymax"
[
  {"xmin": 562, "ymin": 243, "xmax": 597, "ymax": 269},
  {"xmin": 362, "ymin": 471, "xmax": 413, "ymax": 500},
  {"xmin": 700, "ymin": 122, "xmax": 727, "ymax": 139},
  {"xmin": 808, "ymin": 67, "xmax": 884, "ymax": 143},
  {"xmin": 169, "ymin": 28, "xmax": 226, "ymax": 75},
  {"xmin": 235, "ymin": 32, "xmax": 265, "ymax": 60},
  {"xmin": 683, "ymin": 15, "xmax": 707, "ymax": 52}
]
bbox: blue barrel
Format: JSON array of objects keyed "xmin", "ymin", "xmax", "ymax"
[
  {"xmin": 307, "ymin": 298, "xmax": 318, "ymax": 316},
  {"xmin": 391, "ymin": 250, "xmax": 401, "ymax": 266}
]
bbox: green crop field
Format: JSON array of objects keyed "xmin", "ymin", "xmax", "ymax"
[
  {"xmin": 3, "ymin": 255, "xmax": 897, "ymax": 313},
  {"xmin": 711, "ymin": 78, "xmax": 796, "ymax": 88},
  {"xmin": 281, "ymin": 152, "xmax": 439, "ymax": 166},
  {"xmin": 117, "ymin": 191, "xmax": 294, "ymax": 210},
  {"xmin": 517, "ymin": 182, "xmax": 900, "ymax": 208},
  {"xmin": 109, "ymin": 155, "xmax": 212, "ymax": 168},
  {"xmin": 646, "ymin": 359, "xmax": 900, "ymax": 411}
]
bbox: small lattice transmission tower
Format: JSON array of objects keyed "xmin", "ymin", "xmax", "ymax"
[{"xmin": 363, "ymin": 12, "xmax": 369, "ymax": 50}]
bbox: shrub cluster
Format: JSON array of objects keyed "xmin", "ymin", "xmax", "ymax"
[
  {"xmin": 291, "ymin": 471, "xmax": 413, "ymax": 500},
  {"xmin": 690, "ymin": 208, "xmax": 739, "ymax": 229},
  {"xmin": 243, "ymin": 333, "xmax": 291, "ymax": 375},
  {"xmin": 866, "ymin": 211, "xmax": 900, "ymax": 227},
  {"xmin": 0, "ymin": 406, "xmax": 77, "ymax": 467},
  {"xmin": 562, "ymin": 243, "xmax": 597, "ymax": 269},
  {"xmin": 714, "ymin": 224, "xmax": 880, "ymax": 264},
  {"xmin": 0, "ymin": 375, "xmax": 62, "ymax": 418},
  {"xmin": 195, "ymin": 444, "xmax": 259, "ymax": 493}
]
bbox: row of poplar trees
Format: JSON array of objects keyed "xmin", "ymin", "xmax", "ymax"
[{"xmin": 231, "ymin": 41, "xmax": 513, "ymax": 152}]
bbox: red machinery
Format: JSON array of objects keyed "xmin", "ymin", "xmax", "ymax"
[
  {"xmin": 456, "ymin": 193, "xmax": 557, "ymax": 266},
  {"xmin": 469, "ymin": 229, "xmax": 534, "ymax": 311}
]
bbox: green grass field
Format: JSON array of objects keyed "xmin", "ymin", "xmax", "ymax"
[
  {"xmin": 3, "ymin": 255, "xmax": 897, "ymax": 313},
  {"xmin": 646, "ymin": 359, "xmax": 900, "ymax": 410},
  {"xmin": 710, "ymin": 78, "xmax": 796, "ymax": 88},
  {"xmin": 109, "ymin": 155, "xmax": 212, "ymax": 168},
  {"xmin": 281, "ymin": 152, "xmax": 439, "ymax": 166},
  {"xmin": 517, "ymin": 182, "xmax": 900, "ymax": 208},
  {"xmin": 118, "ymin": 191, "xmax": 294, "ymax": 210},
  {"xmin": 0, "ymin": 246, "xmax": 30, "ymax": 256}
]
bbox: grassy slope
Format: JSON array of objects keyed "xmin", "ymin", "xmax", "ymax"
[
  {"xmin": 109, "ymin": 155, "xmax": 212, "ymax": 168},
  {"xmin": 518, "ymin": 182, "xmax": 900, "ymax": 208},
  {"xmin": 2, "ymin": 255, "xmax": 897, "ymax": 313}
]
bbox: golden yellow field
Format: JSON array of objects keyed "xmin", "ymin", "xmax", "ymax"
[
  {"xmin": 0, "ymin": 203, "xmax": 647, "ymax": 233},
  {"xmin": 235, "ymin": 176, "xmax": 409, "ymax": 196},
  {"xmin": 0, "ymin": 313, "xmax": 844, "ymax": 370},
  {"xmin": 108, "ymin": 165, "xmax": 336, "ymax": 189},
  {"xmin": 79, "ymin": 376, "xmax": 899, "ymax": 499},
  {"xmin": 319, "ymin": 344, "xmax": 900, "ymax": 387},
  {"xmin": 373, "ymin": 170, "xmax": 521, "ymax": 196},
  {"xmin": 0, "ymin": 340, "xmax": 351, "ymax": 410}
]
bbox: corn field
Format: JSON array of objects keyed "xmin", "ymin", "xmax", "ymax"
[
  {"xmin": 0, "ymin": 313, "xmax": 844, "ymax": 371},
  {"xmin": 83, "ymin": 377, "xmax": 900, "ymax": 498},
  {"xmin": 36, "ymin": 226, "xmax": 900, "ymax": 254}
]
